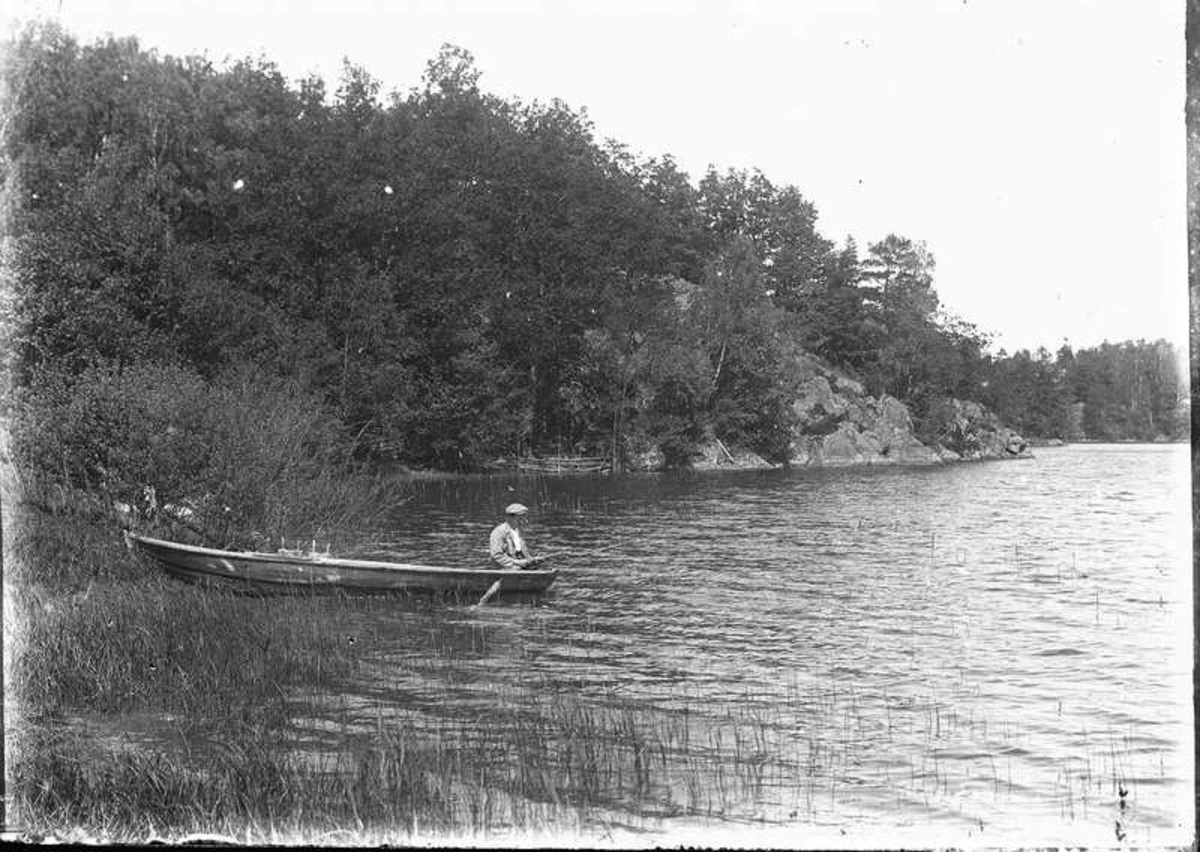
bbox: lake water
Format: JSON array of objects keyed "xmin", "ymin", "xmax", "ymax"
[{"xmin": 286, "ymin": 443, "xmax": 1194, "ymax": 847}]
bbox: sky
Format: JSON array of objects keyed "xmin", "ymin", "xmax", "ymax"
[{"xmin": 7, "ymin": 0, "xmax": 1189, "ymax": 355}]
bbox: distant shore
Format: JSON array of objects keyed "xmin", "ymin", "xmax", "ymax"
[{"xmin": 1025, "ymin": 436, "xmax": 1187, "ymax": 448}]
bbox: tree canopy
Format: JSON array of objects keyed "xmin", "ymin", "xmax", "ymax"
[{"xmin": 3, "ymin": 27, "xmax": 1185, "ymax": 480}]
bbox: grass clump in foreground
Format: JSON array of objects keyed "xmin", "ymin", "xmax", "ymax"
[
  {"xmin": 11, "ymin": 573, "xmax": 364, "ymax": 720},
  {"xmin": 13, "ymin": 723, "xmax": 597, "ymax": 844},
  {"xmin": 11, "ymin": 674, "xmax": 723, "ymax": 843}
]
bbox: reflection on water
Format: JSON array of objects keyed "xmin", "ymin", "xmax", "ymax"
[{"xmin": 135, "ymin": 446, "xmax": 1200, "ymax": 844}]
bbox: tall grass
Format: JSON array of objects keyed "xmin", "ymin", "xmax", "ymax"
[
  {"xmin": 12, "ymin": 681, "xmax": 764, "ymax": 842},
  {"xmin": 12, "ymin": 719, "xmax": 596, "ymax": 843},
  {"xmin": 6, "ymin": 498, "xmax": 146, "ymax": 586},
  {"xmin": 11, "ymin": 578, "xmax": 364, "ymax": 720}
]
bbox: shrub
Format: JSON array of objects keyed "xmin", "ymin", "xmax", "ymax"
[
  {"xmin": 11, "ymin": 361, "xmax": 210, "ymax": 501},
  {"xmin": 10, "ymin": 361, "xmax": 393, "ymax": 553}
]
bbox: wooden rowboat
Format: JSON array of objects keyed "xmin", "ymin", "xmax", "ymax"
[
  {"xmin": 126, "ymin": 532, "xmax": 558, "ymax": 595},
  {"xmin": 485, "ymin": 455, "xmax": 611, "ymax": 474}
]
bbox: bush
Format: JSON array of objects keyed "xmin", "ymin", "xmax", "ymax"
[
  {"xmin": 10, "ymin": 361, "xmax": 393, "ymax": 552},
  {"xmin": 11, "ymin": 362, "xmax": 210, "ymax": 500}
]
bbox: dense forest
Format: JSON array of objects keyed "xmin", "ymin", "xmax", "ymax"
[
  {"xmin": 2, "ymin": 26, "xmax": 1188, "ymax": 492},
  {"xmin": 983, "ymin": 340, "xmax": 1186, "ymax": 443}
]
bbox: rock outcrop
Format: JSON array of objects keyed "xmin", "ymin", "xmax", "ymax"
[
  {"xmin": 787, "ymin": 365, "xmax": 942, "ymax": 467},
  {"xmin": 926, "ymin": 398, "xmax": 1030, "ymax": 462},
  {"xmin": 645, "ymin": 353, "xmax": 1031, "ymax": 472},
  {"xmin": 777, "ymin": 355, "xmax": 935, "ymax": 467}
]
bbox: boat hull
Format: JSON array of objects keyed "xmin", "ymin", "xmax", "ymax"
[
  {"xmin": 486, "ymin": 456, "xmax": 611, "ymax": 474},
  {"xmin": 127, "ymin": 533, "xmax": 558, "ymax": 594}
]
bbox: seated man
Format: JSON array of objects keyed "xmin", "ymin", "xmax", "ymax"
[{"xmin": 489, "ymin": 503, "xmax": 546, "ymax": 570}]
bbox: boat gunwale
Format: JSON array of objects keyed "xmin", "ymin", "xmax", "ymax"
[{"xmin": 126, "ymin": 532, "xmax": 558, "ymax": 579}]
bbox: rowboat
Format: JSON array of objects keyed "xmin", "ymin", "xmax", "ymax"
[
  {"xmin": 486, "ymin": 455, "xmax": 611, "ymax": 474},
  {"xmin": 126, "ymin": 532, "xmax": 558, "ymax": 595}
]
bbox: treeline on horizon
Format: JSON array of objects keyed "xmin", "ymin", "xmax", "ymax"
[{"xmin": 3, "ymin": 26, "xmax": 1188, "ymax": 489}]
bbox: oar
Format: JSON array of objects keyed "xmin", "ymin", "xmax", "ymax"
[
  {"xmin": 473, "ymin": 579, "xmax": 503, "ymax": 608},
  {"xmin": 558, "ymin": 542, "xmax": 624, "ymax": 560}
]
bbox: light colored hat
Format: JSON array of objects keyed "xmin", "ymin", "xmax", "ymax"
[{"xmin": 505, "ymin": 503, "xmax": 528, "ymax": 516}]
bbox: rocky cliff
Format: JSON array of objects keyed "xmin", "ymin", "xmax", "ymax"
[{"xmin": 684, "ymin": 354, "xmax": 1030, "ymax": 472}]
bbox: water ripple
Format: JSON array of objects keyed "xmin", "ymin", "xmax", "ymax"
[{"xmin": 291, "ymin": 444, "xmax": 1192, "ymax": 845}]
